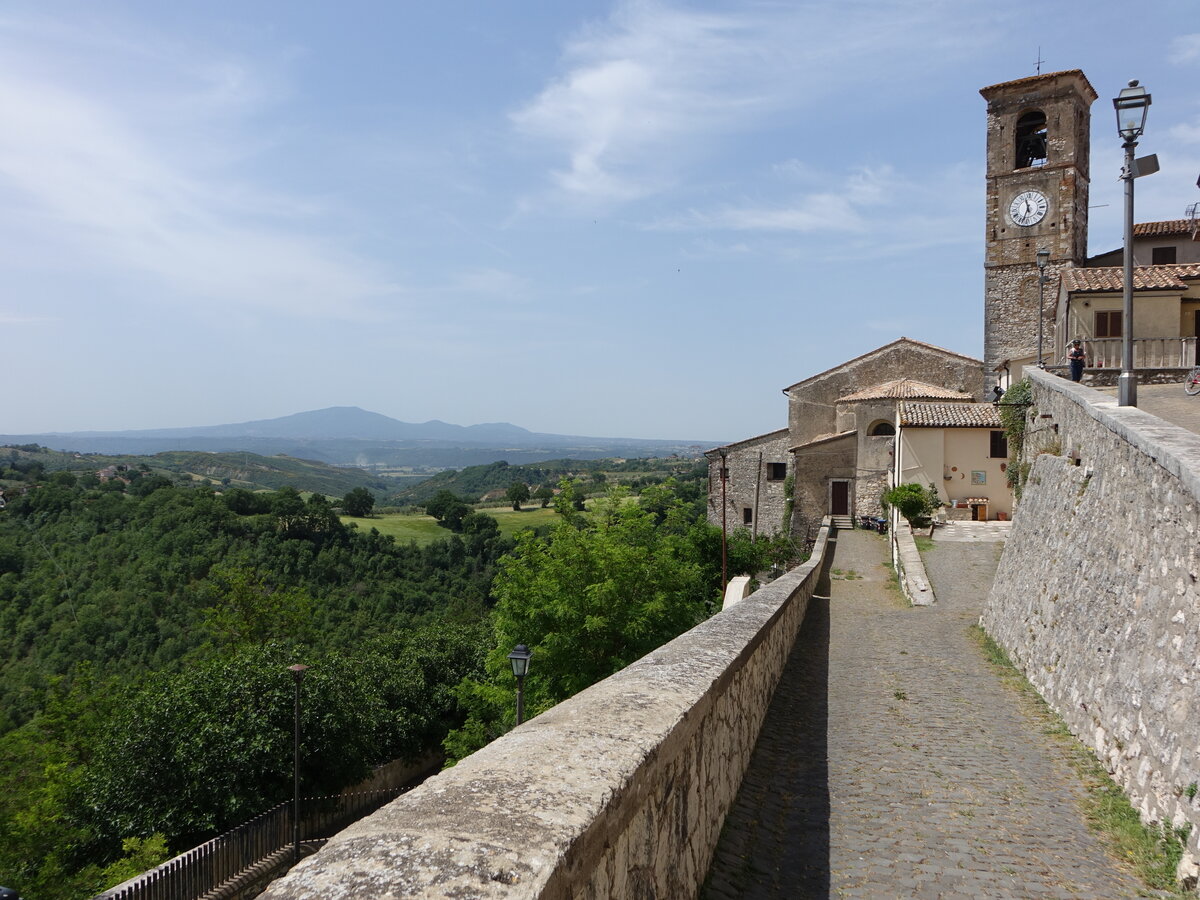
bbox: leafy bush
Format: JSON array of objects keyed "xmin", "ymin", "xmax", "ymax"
[{"xmin": 882, "ymin": 483, "xmax": 939, "ymax": 524}]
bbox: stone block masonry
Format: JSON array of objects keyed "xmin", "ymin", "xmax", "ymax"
[
  {"xmin": 258, "ymin": 523, "xmax": 833, "ymax": 899},
  {"xmin": 981, "ymin": 367, "xmax": 1200, "ymax": 883}
]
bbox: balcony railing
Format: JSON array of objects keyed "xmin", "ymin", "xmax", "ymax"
[{"xmin": 1082, "ymin": 337, "xmax": 1198, "ymax": 369}]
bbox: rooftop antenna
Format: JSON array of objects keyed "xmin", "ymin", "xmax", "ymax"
[{"xmin": 1035, "ymin": 47, "xmax": 1045, "ymax": 76}]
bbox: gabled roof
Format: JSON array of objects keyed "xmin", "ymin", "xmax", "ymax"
[
  {"xmin": 1064, "ymin": 264, "xmax": 1200, "ymax": 293},
  {"xmin": 781, "ymin": 338, "xmax": 982, "ymax": 394},
  {"xmin": 838, "ymin": 379, "xmax": 973, "ymax": 403},
  {"xmin": 704, "ymin": 428, "xmax": 790, "ymax": 456},
  {"xmin": 1133, "ymin": 219, "xmax": 1195, "ymax": 237},
  {"xmin": 899, "ymin": 402, "xmax": 1003, "ymax": 429},
  {"xmin": 789, "ymin": 430, "xmax": 856, "ymax": 453}
]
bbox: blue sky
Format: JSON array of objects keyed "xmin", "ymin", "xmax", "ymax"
[{"xmin": 2, "ymin": 1, "xmax": 1198, "ymax": 441}]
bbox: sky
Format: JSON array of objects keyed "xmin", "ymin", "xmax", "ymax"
[{"xmin": 2, "ymin": 1, "xmax": 1198, "ymax": 442}]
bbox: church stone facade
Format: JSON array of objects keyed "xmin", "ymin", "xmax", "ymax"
[{"xmin": 708, "ymin": 67, "xmax": 1197, "ymax": 543}]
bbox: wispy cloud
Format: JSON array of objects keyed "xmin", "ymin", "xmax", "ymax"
[
  {"xmin": 646, "ymin": 165, "xmax": 901, "ymax": 234},
  {"xmin": 510, "ymin": 0, "xmax": 986, "ymax": 206},
  {"xmin": 0, "ymin": 16, "xmax": 398, "ymax": 319},
  {"xmin": 1168, "ymin": 34, "xmax": 1200, "ymax": 65}
]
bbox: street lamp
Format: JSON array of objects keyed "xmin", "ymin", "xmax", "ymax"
[
  {"xmin": 507, "ymin": 644, "xmax": 532, "ymax": 725},
  {"xmin": 287, "ymin": 663, "xmax": 309, "ymax": 864},
  {"xmin": 1114, "ymin": 79, "xmax": 1151, "ymax": 407},
  {"xmin": 1036, "ymin": 247, "xmax": 1050, "ymax": 368}
]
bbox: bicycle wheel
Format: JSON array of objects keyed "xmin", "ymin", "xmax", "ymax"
[{"xmin": 1186, "ymin": 368, "xmax": 1200, "ymax": 395}]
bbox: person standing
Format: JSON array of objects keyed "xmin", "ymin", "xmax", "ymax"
[{"xmin": 1067, "ymin": 339, "xmax": 1086, "ymax": 382}]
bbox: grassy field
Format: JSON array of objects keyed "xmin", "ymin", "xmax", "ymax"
[{"xmin": 343, "ymin": 505, "xmax": 561, "ymax": 545}]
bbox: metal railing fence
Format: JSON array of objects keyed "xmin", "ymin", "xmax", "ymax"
[{"xmin": 94, "ymin": 787, "xmax": 409, "ymax": 900}]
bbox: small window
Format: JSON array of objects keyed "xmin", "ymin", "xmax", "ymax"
[
  {"xmin": 1015, "ymin": 110, "xmax": 1048, "ymax": 169},
  {"xmin": 870, "ymin": 422, "xmax": 896, "ymax": 436},
  {"xmin": 1152, "ymin": 246, "xmax": 1177, "ymax": 265},
  {"xmin": 990, "ymin": 430, "xmax": 1008, "ymax": 459},
  {"xmin": 742, "ymin": 508, "xmax": 753, "ymax": 525},
  {"xmin": 766, "ymin": 462, "xmax": 787, "ymax": 481},
  {"xmin": 1095, "ymin": 311, "xmax": 1123, "ymax": 338}
]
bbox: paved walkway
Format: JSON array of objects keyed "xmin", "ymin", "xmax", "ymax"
[
  {"xmin": 702, "ymin": 529, "xmax": 1145, "ymax": 899},
  {"xmin": 1096, "ymin": 381, "xmax": 1200, "ymax": 438}
]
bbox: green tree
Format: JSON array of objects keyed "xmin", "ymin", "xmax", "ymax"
[
  {"xmin": 425, "ymin": 490, "xmax": 472, "ymax": 532},
  {"xmin": 202, "ymin": 566, "xmax": 315, "ymax": 647},
  {"xmin": 505, "ymin": 481, "xmax": 530, "ymax": 511},
  {"xmin": 342, "ymin": 487, "xmax": 376, "ymax": 518},
  {"xmin": 533, "ymin": 485, "xmax": 555, "ymax": 508},
  {"xmin": 445, "ymin": 486, "xmax": 711, "ymax": 761}
]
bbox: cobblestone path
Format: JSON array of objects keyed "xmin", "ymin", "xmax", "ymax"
[{"xmin": 702, "ymin": 529, "xmax": 1145, "ymax": 900}]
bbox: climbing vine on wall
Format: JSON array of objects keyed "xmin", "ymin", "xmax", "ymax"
[{"xmin": 999, "ymin": 379, "xmax": 1033, "ymax": 499}]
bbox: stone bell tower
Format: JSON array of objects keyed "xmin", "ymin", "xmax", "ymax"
[{"xmin": 981, "ymin": 70, "xmax": 1096, "ymax": 386}]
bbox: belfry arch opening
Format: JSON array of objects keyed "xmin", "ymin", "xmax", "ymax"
[
  {"xmin": 869, "ymin": 421, "xmax": 895, "ymax": 436},
  {"xmin": 1015, "ymin": 110, "xmax": 1048, "ymax": 169}
]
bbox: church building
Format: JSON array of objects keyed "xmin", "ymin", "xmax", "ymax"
[{"xmin": 708, "ymin": 68, "xmax": 1198, "ymax": 542}]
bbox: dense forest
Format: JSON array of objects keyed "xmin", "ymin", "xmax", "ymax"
[{"xmin": 0, "ymin": 447, "xmax": 791, "ymax": 898}]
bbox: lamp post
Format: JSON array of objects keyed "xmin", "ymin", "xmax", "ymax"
[
  {"xmin": 1114, "ymin": 79, "xmax": 1151, "ymax": 407},
  {"xmin": 1036, "ymin": 247, "xmax": 1050, "ymax": 368},
  {"xmin": 507, "ymin": 644, "xmax": 532, "ymax": 725},
  {"xmin": 717, "ymin": 447, "xmax": 728, "ymax": 594},
  {"xmin": 287, "ymin": 663, "xmax": 309, "ymax": 863}
]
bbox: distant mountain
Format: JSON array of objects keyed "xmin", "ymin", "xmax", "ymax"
[
  {"xmin": 53, "ymin": 407, "xmax": 538, "ymax": 444},
  {"xmin": 1, "ymin": 407, "xmax": 719, "ymax": 470}
]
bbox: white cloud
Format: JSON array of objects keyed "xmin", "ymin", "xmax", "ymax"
[
  {"xmin": 0, "ymin": 17, "xmax": 397, "ymax": 320},
  {"xmin": 1168, "ymin": 121, "xmax": 1200, "ymax": 145},
  {"xmin": 511, "ymin": 0, "xmax": 987, "ymax": 206},
  {"xmin": 1168, "ymin": 34, "xmax": 1200, "ymax": 65}
]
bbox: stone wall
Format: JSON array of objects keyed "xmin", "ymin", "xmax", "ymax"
[
  {"xmin": 258, "ymin": 524, "xmax": 834, "ymax": 899},
  {"xmin": 786, "ymin": 339, "xmax": 983, "ymax": 444},
  {"xmin": 791, "ymin": 434, "xmax": 855, "ymax": 538},
  {"xmin": 1043, "ymin": 365, "xmax": 1193, "ymax": 388},
  {"xmin": 981, "ymin": 368, "xmax": 1200, "ymax": 881},
  {"xmin": 706, "ymin": 429, "xmax": 792, "ymax": 538}
]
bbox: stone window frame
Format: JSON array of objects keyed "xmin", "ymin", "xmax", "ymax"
[
  {"xmin": 765, "ymin": 462, "xmax": 787, "ymax": 482},
  {"xmin": 742, "ymin": 507, "xmax": 753, "ymax": 526}
]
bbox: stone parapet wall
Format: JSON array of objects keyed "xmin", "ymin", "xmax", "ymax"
[
  {"xmin": 981, "ymin": 368, "xmax": 1200, "ymax": 881},
  {"xmin": 1042, "ymin": 365, "xmax": 1192, "ymax": 388},
  {"xmin": 259, "ymin": 523, "xmax": 834, "ymax": 899}
]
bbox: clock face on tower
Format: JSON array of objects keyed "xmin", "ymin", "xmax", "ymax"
[{"xmin": 1009, "ymin": 190, "xmax": 1048, "ymax": 226}]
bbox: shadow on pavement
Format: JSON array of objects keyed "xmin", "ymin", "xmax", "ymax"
[{"xmin": 703, "ymin": 548, "xmax": 832, "ymax": 898}]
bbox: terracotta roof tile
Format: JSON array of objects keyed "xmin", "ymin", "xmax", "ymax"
[
  {"xmin": 1064, "ymin": 264, "xmax": 1200, "ymax": 293},
  {"xmin": 1133, "ymin": 219, "xmax": 1194, "ymax": 237},
  {"xmin": 899, "ymin": 402, "xmax": 1003, "ymax": 428},
  {"xmin": 838, "ymin": 379, "xmax": 974, "ymax": 402}
]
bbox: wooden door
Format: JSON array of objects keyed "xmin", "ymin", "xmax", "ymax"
[{"xmin": 831, "ymin": 481, "xmax": 850, "ymax": 516}]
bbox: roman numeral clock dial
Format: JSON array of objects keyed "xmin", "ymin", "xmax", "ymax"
[{"xmin": 1009, "ymin": 190, "xmax": 1048, "ymax": 226}]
